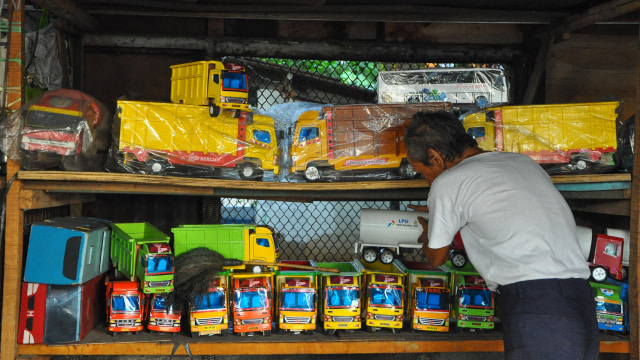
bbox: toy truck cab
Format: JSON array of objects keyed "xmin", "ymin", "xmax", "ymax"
[
  {"xmin": 590, "ymin": 234, "xmax": 625, "ymax": 282},
  {"xmin": 231, "ymin": 273, "xmax": 273, "ymax": 336},
  {"xmin": 591, "ymin": 282, "xmax": 626, "ymax": 333},
  {"xmin": 139, "ymin": 243, "xmax": 174, "ymax": 293},
  {"xmin": 451, "ymin": 273, "xmax": 494, "ymax": 331},
  {"xmin": 146, "ymin": 293, "xmax": 181, "ymax": 334},
  {"xmin": 277, "ymin": 275, "xmax": 317, "ymax": 334},
  {"xmin": 170, "ymin": 61, "xmax": 249, "ymax": 117},
  {"xmin": 317, "ymin": 261, "xmax": 364, "ymax": 335},
  {"xmin": 19, "ymin": 89, "xmax": 111, "ymax": 170},
  {"xmin": 106, "ymin": 279, "xmax": 144, "ymax": 335},
  {"xmin": 357, "ymin": 260, "xmax": 405, "ymax": 333},
  {"xmin": 189, "ymin": 273, "xmax": 230, "ymax": 337}
]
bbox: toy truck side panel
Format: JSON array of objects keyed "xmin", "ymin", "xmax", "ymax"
[
  {"xmin": 172, "ymin": 224, "xmax": 277, "ymax": 270},
  {"xmin": 316, "ymin": 261, "xmax": 364, "ymax": 332},
  {"xmin": 231, "ymin": 273, "xmax": 273, "ymax": 335},
  {"xmin": 463, "ymin": 101, "xmax": 620, "ymax": 172},
  {"xmin": 105, "ymin": 279, "xmax": 144, "ymax": 333},
  {"xmin": 290, "ymin": 103, "xmax": 452, "ymax": 177},
  {"xmin": 170, "ymin": 61, "xmax": 249, "ymax": 113},
  {"xmin": 276, "ymin": 271, "xmax": 318, "ymax": 333},
  {"xmin": 189, "ymin": 273, "xmax": 230, "ymax": 337},
  {"xmin": 117, "ymin": 101, "xmax": 279, "ymax": 174}
]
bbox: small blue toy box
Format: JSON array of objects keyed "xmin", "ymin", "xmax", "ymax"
[{"xmin": 24, "ymin": 217, "xmax": 112, "ymax": 285}]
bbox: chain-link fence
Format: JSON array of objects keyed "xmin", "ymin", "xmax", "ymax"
[{"xmin": 208, "ymin": 58, "xmax": 500, "ymax": 264}]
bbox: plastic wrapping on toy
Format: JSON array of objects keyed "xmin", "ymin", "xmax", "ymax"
[
  {"xmin": 462, "ymin": 101, "xmax": 622, "ymax": 175},
  {"xmin": 105, "ymin": 101, "xmax": 281, "ymax": 181},
  {"xmin": 287, "ymin": 102, "xmax": 452, "ymax": 182},
  {"xmin": 0, "ymin": 89, "xmax": 113, "ymax": 171},
  {"xmin": 377, "ymin": 68, "xmax": 509, "ymax": 111}
]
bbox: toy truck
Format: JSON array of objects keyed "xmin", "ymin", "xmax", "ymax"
[
  {"xmin": 289, "ymin": 102, "xmax": 451, "ymax": 182},
  {"xmin": 576, "ymin": 226, "xmax": 626, "ymax": 283},
  {"xmin": 316, "ymin": 261, "xmax": 364, "ymax": 335},
  {"xmin": 275, "ymin": 261, "xmax": 319, "ymax": 334},
  {"xmin": 146, "ymin": 293, "xmax": 181, "ymax": 334},
  {"xmin": 188, "ymin": 273, "xmax": 231, "ymax": 337},
  {"xmin": 110, "ymin": 222, "xmax": 174, "ymax": 294},
  {"xmin": 356, "ymin": 259, "xmax": 405, "ymax": 333},
  {"xmin": 171, "ymin": 224, "xmax": 279, "ymax": 272},
  {"xmin": 355, "ymin": 209, "xmax": 429, "ymax": 264},
  {"xmin": 115, "ymin": 101, "xmax": 279, "ymax": 180},
  {"xmin": 18, "ymin": 88, "xmax": 112, "ymax": 171},
  {"xmin": 450, "ymin": 271, "xmax": 494, "ymax": 331},
  {"xmin": 462, "ymin": 101, "xmax": 621, "ymax": 174},
  {"xmin": 105, "ymin": 278, "xmax": 144, "ymax": 335},
  {"xmin": 230, "ymin": 273, "xmax": 274, "ymax": 336},
  {"xmin": 591, "ymin": 281, "xmax": 626, "ymax": 333},
  {"xmin": 396, "ymin": 260, "xmax": 451, "ymax": 332},
  {"xmin": 170, "ymin": 60, "xmax": 249, "ymax": 117}
]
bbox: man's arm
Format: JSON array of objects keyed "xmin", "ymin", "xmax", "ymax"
[{"xmin": 417, "ymin": 216, "xmax": 451, "ymax": 266}]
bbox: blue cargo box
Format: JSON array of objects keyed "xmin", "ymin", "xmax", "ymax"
[{"xmin": 24, "ymin": 217, "xmax": 112, "ymax": 285}]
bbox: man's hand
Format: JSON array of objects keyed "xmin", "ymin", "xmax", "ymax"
[
  {"xmin": 415, "ymin": 215, "xmax": 450, "ymax": 266},
  {"xmin": 408, "ymin": 204, "xmax": 429, "ymax": 212}
]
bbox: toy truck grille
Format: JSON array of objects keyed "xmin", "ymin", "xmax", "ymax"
[
  {"xmin": 374, "ymin": 314, "xmax": 396, "ymax": 321},
  {"xmin": 148, "ymin": 281, "xmax": 172, "ymax": 288},
  {"xmin": 242, "ymin": 318, "xmax": 266, "ymax": 325},
  {"xmin": 418, "ymin": 318, "xmax": 445, "ymax": 326},
  {"xmin": 283, "ymin": 316, "xmax": 312, "ymax": 324},
  {"xmin": 153, "ymin": 319, "xmax": 179, "ymax": 327},
  {"xmin": 464, "ymin": 315, "xmax": 489, "ymax": 322},
  {"xmin": 597, "ymin": 315, "xmax": 623, "ymax": 325},
  {"xmin": 332, "ymin": 316, "xmax": 356, "ymax": 322},
  {"xmin": 114, "ymin": 319, "xmax": 140, "ymax": 327},
  {"xmin": 195, "ymin": 317, "xmax": 223, "ymax": 325}
]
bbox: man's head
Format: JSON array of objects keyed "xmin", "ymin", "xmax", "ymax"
[{"xmin": 405, "ymin": 110, "xmax": 478, "ymax": 182}]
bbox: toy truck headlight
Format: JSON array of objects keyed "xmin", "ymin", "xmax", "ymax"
[
  {"xmin": 395, "ymin": 315, "xmax": 403, "ymax": 322},
  {"xmin": 263, "ymin": 317, "xmax": 270, "ymax": 324}
]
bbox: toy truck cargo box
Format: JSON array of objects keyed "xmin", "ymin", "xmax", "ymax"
[
  {"xmin": 289, "ymin": 102, "xmax": 451, "ymax": 182},
  {"xmin": 275, "ymin": 262, "xmax": 319, "ymax": 334},
  {"xmin": 316, "ymin": 261, "xmax": 364, "ymax": 334},
  {"xmin": 463, "ymin": 101, "xmax": 620, "ymax": 174},
  {"xmin": 24, "ymin": 217, "xmax": 111, "ymax": 285},
  {"xmin": 170, "ymin": 60, "xmax": 249, "ymax": 117},
  {"xmin": 19, "ymin": 275, "xmax": 105, "ymax": 344},
  {"xmin": 110, "ymin": 222, "xmax": 174, "ymax": 293},
  {"xmin": 230, "ymin": 272, "xmax": 274, "ymax": 336},
  {"xmin": 14, "ymin": 89, "xmax": 112, "ymax": 171},
  {"xmin": 355, "ymin": 259, "xmax": 405, "ymax": 332},
  {"xmin": 105, "ymin": 278, "xmax": 144, "ymax": 334},
  {"xmin": 172, "ymin": 224, "xmax": 278, "ymax": 271},
  {"xmin": 396, "ymin": 260, "xmax": 451, "ymax": 332},
  {"xmin": 115, "ymin": 100, "xmax": 279, "ymax": 180},
  {"xmin": 189, "ymin": 273, "xmax": 230, "ymax": 337},
  {"xmin": 356, "ymin": 209, "xmax": 429, "ymax": 264}
]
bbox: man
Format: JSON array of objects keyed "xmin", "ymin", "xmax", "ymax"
[{"xmin": 405, "ymin": 110, "xmax": 599, "ymax": 360}]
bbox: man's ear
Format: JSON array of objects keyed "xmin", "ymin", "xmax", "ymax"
[{"xmin": 427, "ymin": 149, "xmax": 444, "ymax": 168}]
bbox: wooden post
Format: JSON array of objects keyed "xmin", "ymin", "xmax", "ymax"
[{"xmin": 0, "ymin": 1, "xmax": 24, "ymax": 359}]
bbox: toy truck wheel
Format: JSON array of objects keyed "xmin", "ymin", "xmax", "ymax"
[
  {"xmin": 362, "ymin": 247, "xmax": 378, "ymax": 263},
  {"xmin": 379, "ymin": 249, "xmax": 395, "ymax": 264},
  {"xmin": 145, "ymin": 157, "xmax": 169, "ymax": 175},
  {"xmin": 209, "ymin": 103, "xmax": 221, "ymax": 117},
  {"xmin": 304, "ymin": 165, "xmax": 322, "ymax": 182},
  {"xmin": 399, "ymin": 161, "xmax": 418, "ymax": 179},
  {"xmin": 238, "ymin": 163, "xmax": 260, "ymax": 180},
  {"xmin": 591, "ymin": 266, "xmax": 608, "ymax": 282},
  {"xmin": 450, "ymin": 251, "xmax": 467, "ymax": 268},
  {"xmin": 324, "ymin": 329, "xmax": 336, "ymax": 336},
  {"xmin": 191, "ymin": 331, "xmax": 199, "ymax": 338}
]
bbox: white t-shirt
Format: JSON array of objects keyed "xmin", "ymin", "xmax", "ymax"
[{"xmin": 426, "ymin": 151, "xmax": 590, "ymax": 290}]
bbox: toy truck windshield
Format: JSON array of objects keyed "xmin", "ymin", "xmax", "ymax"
[
  {"xmin": 370, "ymin": 285, "xmax": 402, "ymax": 307},
  {"xmin": 416, "ymin": 288, "xmax": 449, "ymax": 311},
  {"xmin": 152, "ymin": 295, "xmax": 180, "ymax": 314},
  {"xmin": 193, "ymin": 290, "xmax": 226, "ymax": 311},
  {"xmin": 235, "ymin": 288, "xmax": 268, "ymax": 310},
  {"xmin": 111, "ymin": 295, "xmax": 141, "ymax": 312},
  {"xmin": 222, "ymin": 71, "xmax": 247, "ymax": 91},
  {"xmin": 281, "ymin": 289, "xmax": 315, "ymax": 311},
  {"xmin": 25, "ymin": 108, "xmax": 85, "ymax": 131},
  {"xmin": 459, "ymin": 287, "xmax": 492, "ymax": 309},
  {"xmin": 595, "ymin": 299, "xmax": 623, "ymax": 315},
  {"xmin": 146, "ymin": 254, "xmax": 174, "ymax": 275},
  {"xmin": 326, "ymin": 287, "xmax": 359, "ymax": 308}
]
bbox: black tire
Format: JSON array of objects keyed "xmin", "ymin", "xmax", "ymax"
[
  {"xmin": 362, "ymin": 247, "xmax": 378, "ymax": 263},
  {"xmin": 366, "ymin": 325, "xmax": 375, "ymax": 332},
  {"xmin": 450, "ymin": 251, "xmax": 467, "ymax": 268},
  {"xmin": 238, "ymin": 163, "xmax": 258, "ymax": 180},
  {"xmin": 399, "ymin": 161, "xmax": 417, "ymax": 179},
  {"xmin": 379, "ymin": 248, "xmax": 395, "ymax": 264},
  {"xmin": 191, "ymin": 331, "xmax": 199, "ymax": 338},
  {"xmin": 304, "ymin": 165, "xmax": 322, "ymax": 182},
  {"xmin": 209, "ymin": 103, "xmax": 221, "ymax": 117},
  {"xmin": 324, "ymin": 329, "xmax": 336, "ymax": 336},
  {"xmin": 391, "ymin": 328, "xmax": 400, "ymax": 334},
  {"xmin": 145, "ymin": 157, "xmax": 169, "ymax": 175}
]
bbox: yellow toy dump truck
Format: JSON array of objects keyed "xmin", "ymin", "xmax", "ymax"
[
  {"xmin": 170, "ymin": 60, "xmax": 249, "ymax": 117},
  {"xmin": 114, "ymin": 100, "xmax": 279, "ymax": 180},
  {"xmin": 463, "ymin": 101, "xmax": 621, "ymax": 174}
]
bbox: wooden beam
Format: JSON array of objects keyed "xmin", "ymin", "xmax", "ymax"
[
  {"xmin": 30, "ymin": 0, "xmax": 97, "ymax": 31},
  {"xmin": 555, "ymin": 0, "xmax": 640, "ymax": 35},
  {"xmin": 522, "ymin": 33, "xmax": 554, "ymax": 105},
  {"xmin": 19, "ymin": 190, "xmax": 96, "ymax": 210},
  {"xmin": 82, "ymin": 35, "xmax": 523, "ymax": 62}
]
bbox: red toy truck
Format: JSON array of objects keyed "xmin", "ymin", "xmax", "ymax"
[
  {"xmin": 146, "ymin": 293, "xmax": 181, "ymax": 334},
  {"xmin": 231, "ymin": 273, "xmax": 273, "ymax": 336},
  {"xmin": 106, "ymin": 278, "xmax": 144, "ymax": 335}
]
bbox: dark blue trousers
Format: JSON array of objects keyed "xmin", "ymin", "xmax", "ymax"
[{"xmin": 498, "ymin": 278, "xmax": 600, "ymax": 360}]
